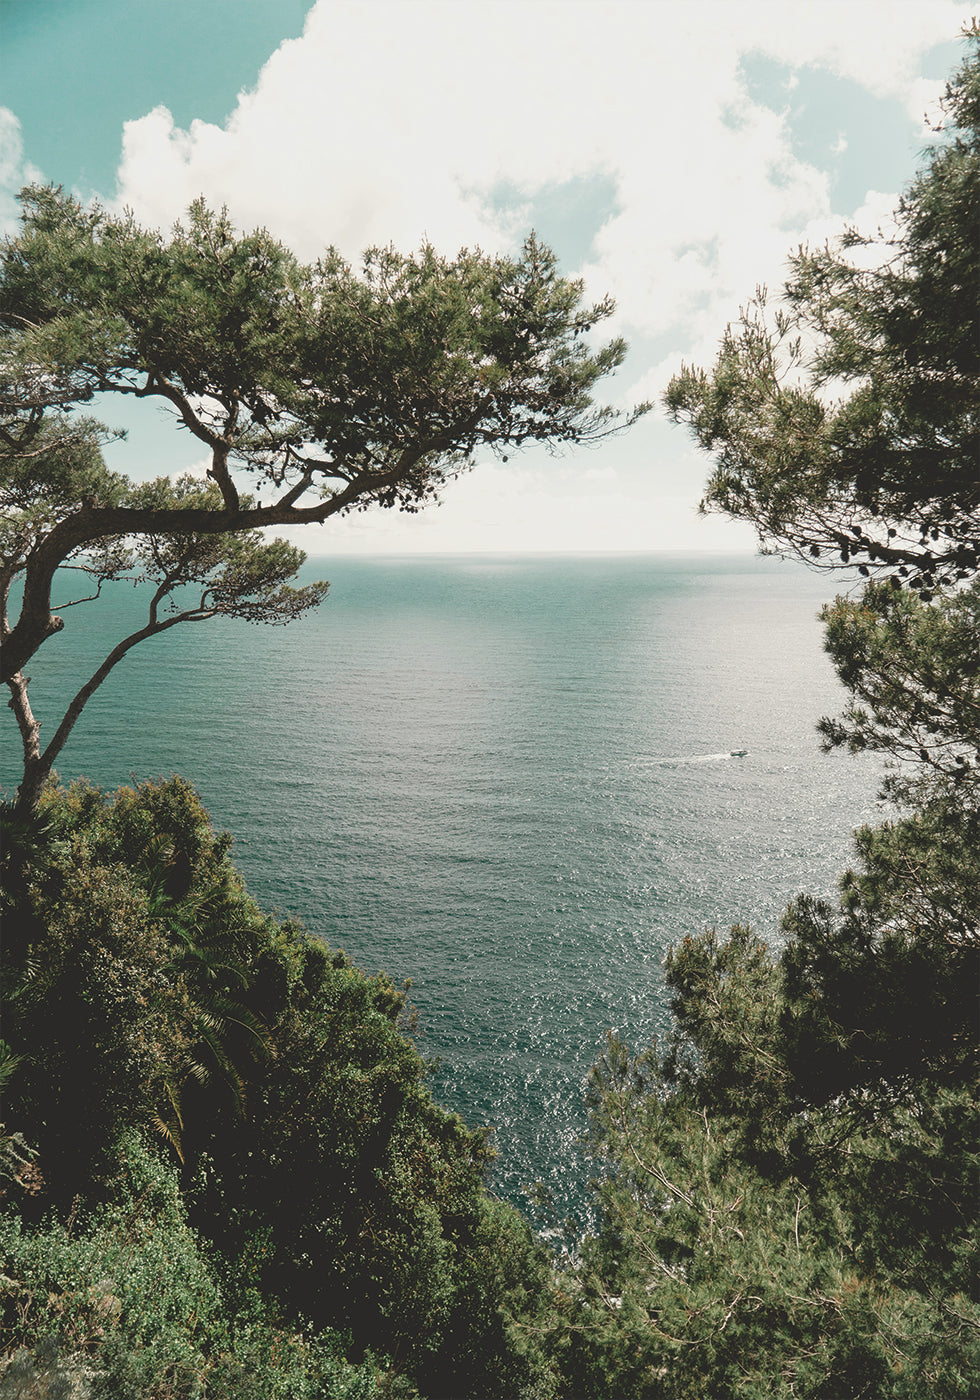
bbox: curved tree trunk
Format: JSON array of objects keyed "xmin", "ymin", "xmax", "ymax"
[
  {"xmin": 6, "ymin": 611, "xmax": 202, "ymax": 817},
  {"xmin": 6, "ymin": 671, "xmax": 47, "ymax": 816}
]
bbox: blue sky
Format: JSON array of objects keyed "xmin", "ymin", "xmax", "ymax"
[{"xmin": 0, "ymin": 0, "xmax": 970, "ymax": 552}]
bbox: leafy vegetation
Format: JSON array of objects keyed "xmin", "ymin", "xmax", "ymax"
[
  {"xmin": 544, "ymin": 27, "xmax": 977, "ymax": 1397},
  {"xmin": 665, "ymin": 27, "xmax": 979, "ymax": 591},
  {"xmin": 0, "ymin": 191, "xmax": 647, "ymax": 815},
  {"xmin": 2, "ymin": 27, "xmax": 978, "ymax": 1400},
  {"xmin": 1, "ymin": 1133, "xmax": 390, "ymax": 1400},
  {"xmin": 1, "ymin": 775, "xmax": 557, "ymax": 1398}
]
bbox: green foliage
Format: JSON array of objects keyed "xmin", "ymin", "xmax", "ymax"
[
  {"xmin": 780, "ymin": 819, "xmax": 978, "ymax": 1107},
  {"xmin": 5, "ymin": 38, "xmax": 979, "ymax": 1397},
  {"xmin": 554, "ymin": 925, "xmax": 980, "ymax": 1400},
  {"xmin": 0, "ymin": 188, "xmax": 646, "ymax": 813},
  {"xmin": 660, "ymin": 926, "xmax": 792, "ymax": 1168},
  {"xmin": 121, "ymin": 474, "xmax": 327, "ymax": 626},
  {"xmin": 817, "ymin": 579, "xmax": 980, "ymax": 809},
  {"xmin": 0, "ymin": 414, "xmax": 128, "ymax": 542},
  {"xmin": 641, "ymin": 37, "xmax": 980, "ymax": 1393},
  {"xmin": 184, "ymin": 930, "xmax": 556, "ymax": 1391},
  {"xmin": 0, "ymin": 192, "xmax": 642, "ymax": 486},
  {"xmin": 413, "ymin": 1195, "xmax": 559, "ymax": 1400},
  {"xmin": 1, "ymin": 821, "xmax": 186, "ymax": 1199},
  {"xmin": 0, "ymin": 775, "xmax": 566, "ymax": 1398},
  {"xmin": 772, "ymin": 577, "xmax": 980, "ymax": 1115},
  {"xmin": 1, "ymin": 775, "xmax": 297, "ymax": 1197},
  {"xmin": 0, "ymin": 1134, "xmax": 393, "ymax": 1399},
  {"xmin": 665, "ymin": 26, "xmax": 980, "ymax": 590}
]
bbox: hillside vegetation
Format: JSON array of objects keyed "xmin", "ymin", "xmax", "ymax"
[{"xmin": 2, "ymin": 28, "xmax": 977, "ymax": 1400}]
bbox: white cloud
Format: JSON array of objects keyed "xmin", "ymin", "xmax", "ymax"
[
  {"xmin": 0, "ymin": 107, "xmax": 44, "ymax": 234},
  {"xmin": 99, "ymin": 0, "xmax": 972, "ymax": 550},
  {"xmin": 627, "ymin": 184, "xmax": 908, "ymax": 412},
  {"xmin": 0, "ymin": 109, "xmax": 24, "ymax": 189},
  {"xmin": 112, "ymin": 2, "xmax": 966, "ymax": 329},
  {"xmin": 742, "ymin": 0, "xmax": 968, "ymax": 112}
]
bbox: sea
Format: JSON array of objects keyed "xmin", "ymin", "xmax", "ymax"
[{"xmin": 2, "ymin": 553, "xmax": 883, "ymax": 1220}]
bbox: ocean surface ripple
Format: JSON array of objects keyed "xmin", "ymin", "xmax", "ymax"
[{"xmin": 3, "ymin": 554, "xmax": 881, "ymax": 1219}]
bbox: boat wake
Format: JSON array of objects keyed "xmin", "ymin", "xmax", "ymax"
[{"xmin": 658, "ymin": 751, "xmax": 749, "ymax": 766}]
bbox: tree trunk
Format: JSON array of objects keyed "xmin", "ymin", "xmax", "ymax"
[
  {"xmin": 6, "ymin": 608, "xmax": 205, "ymax": 816},
  {"xmin": 6, "ymin": 672, "xmax": 49, "ymax": 817}
]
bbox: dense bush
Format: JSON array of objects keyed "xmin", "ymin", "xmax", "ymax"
[
  {"xmin": 550, "ymin": 920, "xmax": 980, "ymax": 1400},
  {"xmin": 0, "ymin": 1132, "xmax": 394, "ymax": 1399},
  {"xmin": 0, "ymin": 776, "xmax": 559, "ymax": 1399},
  {"xmin": 2, "ymin": 765, "xmax": 976, "ymax": 1397}
]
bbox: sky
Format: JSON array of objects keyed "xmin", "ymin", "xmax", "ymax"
[{"xmin": 0, "ymin": 0, "xmax": 971, "ymax": 554}]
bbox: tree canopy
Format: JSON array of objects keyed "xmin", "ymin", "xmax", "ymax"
[
  {"xmin": 0, "ymin": 775, "xmax": 558, "ymax": 1399},
  {"xmin": 1, "ymin": 189, "xmax": 646, "ymax": 812},
  {"xmin": 3, "ymin": 31, "xmax": 979, "ymax": 1400},
  {"xmin": 551, "ymin": 28, "xmax": 980, "ymax": 1399},
  {"xmin": 665, "ymin": 30, "xmax": 979, "ymax": 594}
]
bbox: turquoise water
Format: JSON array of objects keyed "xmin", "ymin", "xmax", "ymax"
[{"xmin": 3, "ymin": 553, "xmax": 881, "ymax": 1216}]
